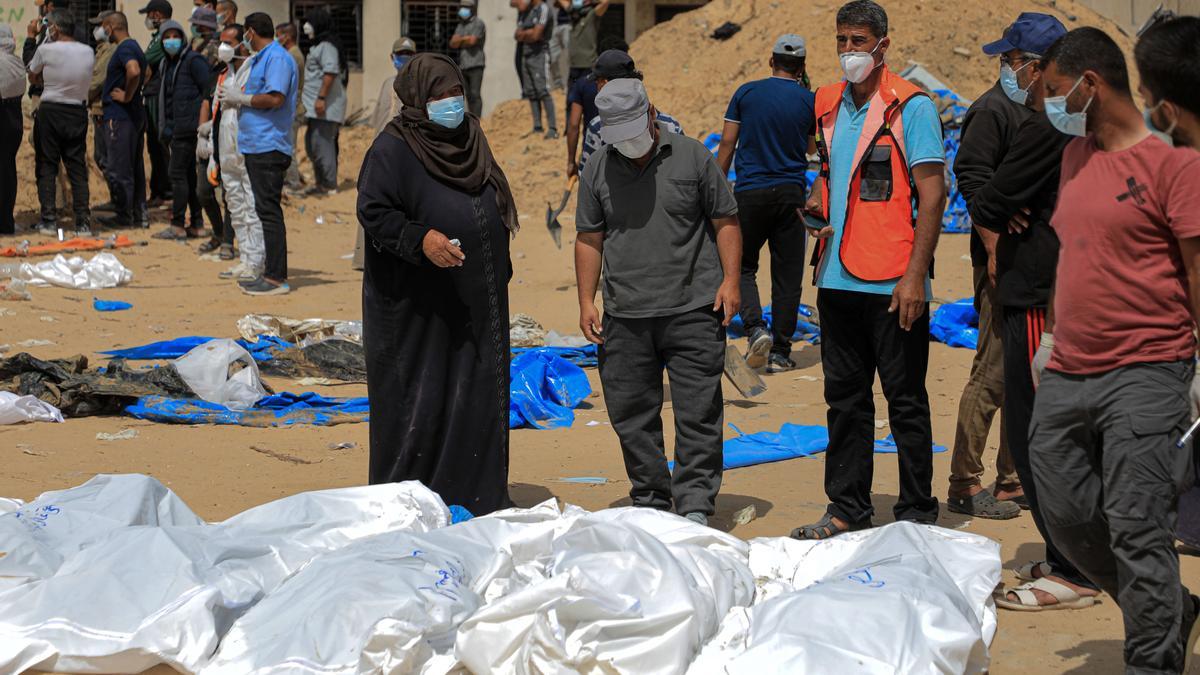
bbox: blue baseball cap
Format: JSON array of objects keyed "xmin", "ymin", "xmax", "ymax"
[{"xmin": 982, "ymin": 12, "xmax": 1068, "ymax": 56}]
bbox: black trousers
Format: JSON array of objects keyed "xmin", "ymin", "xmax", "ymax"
[
  {"xmin": 304, "ymin": 118, "xmax": 340, "ymax": 191},
  {"xmin": 91, "ymin": 114, "xmax": 118, "ymax": 205},
  {"xmin": 244, "ymin": 150, "xmax": 291, "ymax": 282},
  {"xmin": 168, "ymin": 135, "xmax": 201, "ymax": 227},
  {"xmin": 34, "ymin": 102, "xmax": 89, "ymax": 223},
  {"xmin": 463, "ymin": 67, "xmax": 484, "ymax": 118},
  {"xmin": 598, "ymin": 307, "xmax": 726, "ymax": 516},
  {"xmin": 1001, "ymin": 305, "xmax": 1098, "ymax": 590},
  {"xmin": 104, "ymin": 116, "xmax": 146, "ymax": 227},
  {"xmin": 145, "ymin": 103, "xmax": 171, "ymax": 200},
  {"xmin": 736, "ymin": 186, "xmax": 807, "ymax": 357},
  {"xmin": 0, "ymin": 98, "xmax": 22, "ymax": 234},
  {"xmin": 195, "ymin": 159, "xmax": 224, "ymax": 237},
  {"xmin": 818, "ymin": 288, "xmax": 938, "ymax": 524}
]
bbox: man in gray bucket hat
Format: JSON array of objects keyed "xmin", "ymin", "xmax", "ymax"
[{"xmin": 574, "ymin": 78, "xmax": 743, "ymax": 527}]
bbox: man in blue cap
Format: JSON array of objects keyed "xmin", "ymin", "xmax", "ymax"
[
  {"xmin": 716, "ymin": 34, "xmax": 815, "ymax": 374},
  {"xmin": 953, "ymin": 12, "xmax": 1102, "ymax": 612},
  {"xmin": 946, "ymin": 11, "xmax": 1061, "ymax": 522}
]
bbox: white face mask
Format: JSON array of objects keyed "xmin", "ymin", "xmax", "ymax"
[
  {"xmin": 217, "ymin": 42, "xmax": 235, "ymax": 62},
  {"xmin": 614, "ymin": 126, "xmax": 655, "ymax": 159},
  {"xmin": 93, "ymin": 25, "xmax": 107, "ymax": 42},
  {"xmin": 145, "ymin": 16, "xmax": 159, "ymax": 31},
  {"xmin": 302, "ymin": 22, "xmax": 314, "ymax": 39},
  {"xmin": 839, "ymin": 39, "xmax": 884, "ymax": 84}
]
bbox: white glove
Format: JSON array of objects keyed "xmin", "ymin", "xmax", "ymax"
[
  {"xmin": 1190, "ymin": 368, "xmax": 1200, "ymax": 419},
  {"xmin": 217, "ymin": 79, "xmax": 252, "ymax": 108},
  {"xmin": 1031, "ymin": 333, "xmax": 1054, "ymax": 388},
  {"xmin": 196, "ymin": 135, "xmax": 212, "ymax": 161},
  {"xmin": 197, "ymin": 120, "xmax": 213, "ymax": 140}
]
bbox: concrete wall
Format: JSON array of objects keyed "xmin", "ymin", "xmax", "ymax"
[{"xmin": 1076, "ymin": 0, "xmax": 1199, "ymax": 32}]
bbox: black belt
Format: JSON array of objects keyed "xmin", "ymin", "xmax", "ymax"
[
  {"xmin": 40, "ymin": 100, "xmax": 86, "ymax": 108},
  {"xmin": 0, "ymin": 96, "xmax": 21, "ymax": 105}
]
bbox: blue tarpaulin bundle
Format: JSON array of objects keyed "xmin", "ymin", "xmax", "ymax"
[
  {"xmin": 509, "ymin": 350, "xmax": 593, "ymax": 430},
  {"xmin": 102, "ymin": 336, "xmax": 293, "ymax": 362},
  {"xmin": 936, "ymin": 87, "xmax": 973, "ymax": 234},
  {"xmin": 726, "ymin": 304, "xmax": 820, "ymax": 344},
  {"xmin": 93, "ymin": 298, "xmax": 133, "ymax": 312},
  {"xmin": 125, "ymin": 392, "xmax": 370, "ymax": 427},
  {"xmin": 702, "ymin": 133, "xmax": 818, "ymax": 190},
  {"xmin": 718, "ymin": 423, "xmax": 947, "ymax": 471},
  {"xmin": 930, "ymin": 298, "xmax": 979, "ymax": 350},
  {"xmin": 511, "ymin": 345, "xmax": 598, "ymax": 368}
]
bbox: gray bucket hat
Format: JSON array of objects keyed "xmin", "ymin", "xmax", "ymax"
[{"xmin": 596, "ymin": 78, "xmax": 650, "ymax": 145}]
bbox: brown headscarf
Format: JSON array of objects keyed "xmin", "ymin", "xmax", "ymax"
[{"xmin": 384, "ymin": 53, "xmax": 519, "ymax": 234}]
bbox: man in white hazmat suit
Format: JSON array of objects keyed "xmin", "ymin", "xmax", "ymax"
[{"xmin": 200, "ymin": 22, "xmax": 263, "ymax": 280}]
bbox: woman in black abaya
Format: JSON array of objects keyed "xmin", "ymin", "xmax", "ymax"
[{"xmin": 356, "ymin": 53, "xmax": 519, "ymax": 515}]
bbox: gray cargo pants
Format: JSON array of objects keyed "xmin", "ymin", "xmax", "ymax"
[
  {"xmin": 1031, "ymin": 360, "xmax": 1195, "ymax": 674},
  {"xmin": 598, "ymin": 307, "xmax": 726, "ymax": 516}
]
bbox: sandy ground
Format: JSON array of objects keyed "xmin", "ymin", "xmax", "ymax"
[{"xmin": 0, "ymin": 1, "xmax": 1187, "ymax": 670}]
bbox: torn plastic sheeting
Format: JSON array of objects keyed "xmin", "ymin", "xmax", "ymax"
[
  {"xmin": 124, "ymin": 392, "xmax": 369, "ymax": 427},
  {"xmin": 726, "ymin": 304, "xmax": 820, "ymax": 344},
  {"xmin": 101, "ymin": 335, "xmax": 293, "ymax": 362},
  {"xmin": 173, "ymin": 339, "xmax": 268, "ymax": 411},
  {"xmin": 931, "ymin": 298, "xmax": 979, "ymax": 350},
  {"xmin": 0, "ymin": 391, "xmax": 64, "ymax": 425},
  {"xmin": 511, "ymin": 343, "xmax": 598, "ymax": 368},
  {"xmin": 92, "ymin": 298, "xmax": 132, "ymax": 312},
  {"xmin": 509, "ymin": 349, "xmax": 592, "ymax": 429},
  {"xmin": 0, "ymin": 476, "xmax": 449, "ymax": 674},
  {"xmin": 689, "ymin": 522, "xmax": 1000, "ymax": 674},
  {"xmin": 235, "ymin": 314, "xmax": 362, "ymax": 346},
  {"xmin": 0, "ymin": 252, "xmax": 134, "ymax": 289},
  {"xmin": 708, "ymin": 423, "xmax": 947, "ymax": 472}
]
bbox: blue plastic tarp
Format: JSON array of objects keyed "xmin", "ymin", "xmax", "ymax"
[
  {"xmin": 930, "ymin": 298, "xmax": 979, "ymax": 350},
  {"xmin": 716, "ymin": 423, "xmax": 947, "ymax": 471},
  {"xmin": 125, "ymin": 392, "xmax": 370, "ymax": 426},
  {"xmin": 726, "ymin": 304, "xmax": 820, "ymax": 344},
  {"xmin": 101, "ymin": 336, "xmax": 293, "ymax": 362},
  {"xmin": 935, "ymin": 88, "xmax": 973, "ymax": 235},
  {"xmin": 509, "ymin": 350, "xmax": 593, "ymax": 430},
  {"xmin": 702, "ymin": 133, "xmax": 819, "ymax": 190},
  {"xmin": 511, "ymin": 345, "xmax": 598, "ymax": 368},
  {"xmin": 93, "ymin": 298, "xmax": 132, "ymax": 312}
]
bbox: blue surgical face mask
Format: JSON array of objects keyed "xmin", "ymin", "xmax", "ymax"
[
  {"xmin": 427, "ymin": 95, "xmax": 466, "ymax": 129},
  {"xmin": 999, "ymin": 60, "xmax": 1035, "ymax": 106},
  {"xmin": 458, "ymin": 7, "xmax": 471, "ymax": 20},
  {"xmin": 1144, "ymin": 99, "xmax": 1178, "ymax": 139},
  {"xmin": 163, "ymin": 37, "xmax": 183, "ymax": 55},
  {"xmin": 572, "ymin": 0, "xmax": 584, "ymax": 9},
  {"xmin": 393, "ymin": 54, "xmax": 410, "ymax": 71},
  {"xmin": 1044, "ymin": 75, "xmax": 1092, "ymax": 137}
]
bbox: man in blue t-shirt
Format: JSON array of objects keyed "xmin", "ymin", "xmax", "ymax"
[
  {"xmin": 216, "ymin": 11, "xmax": 297, "ymax": 296},
  {"xmin": 96, "ymin": 11, "xmax": 148, "ymax": 230},
  {"xmin": 716, "ymin": 35, "xmax": 815, "ymax": 373}
]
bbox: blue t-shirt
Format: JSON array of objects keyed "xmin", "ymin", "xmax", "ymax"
[
  {"xmin": 724, "ymin": 76, "xmax": 816, "ymax": 192},
  {"xmin": 102, "ymin": 39, "xmax": 146, "ymax": 123},
  {"xmin": 238, "ymin": 40, "xmax": 298, "ymax": 156},
  {"xmin": 816, "ymin": 88, "xmax": 944, "ymax": 296},
  {"xmin": 567, "ymin": 75, "xmax": 599, "ymax": 130}
]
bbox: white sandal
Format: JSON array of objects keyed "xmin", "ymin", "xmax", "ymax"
[
  {"xmin": 1014, "ymin": 560, "xmax": 1053, "ymax": 582},
  {"xmin": 995, "ymin": 577, "xmax": 1097, "ymax": 612}
]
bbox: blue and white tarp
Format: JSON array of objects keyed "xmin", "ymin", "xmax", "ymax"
[
  {"xmin": 717, "ymin": 423, "xmax": 947, "ymax": 471},
  {"xmin": 125, "ymin": 392, "xmax": 370, "ymax": 427},
  {"xmin": 511, "ymin": 345, "xmax": 598, "ymax": 368},
  {"xmin": 102, "ymin": 336, "xmax": 293, "ymax": 362}
]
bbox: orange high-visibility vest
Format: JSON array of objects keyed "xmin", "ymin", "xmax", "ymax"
[{"xmin": 812, "ymin": 66, "xmax": 931, "ymax": 282}]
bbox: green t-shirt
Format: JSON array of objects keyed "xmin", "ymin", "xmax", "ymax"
[{"xmin": 568, "ymin": 9, "xmax": 599, "ymax": 69}]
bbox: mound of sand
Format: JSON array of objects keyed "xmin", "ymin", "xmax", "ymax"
[{"xmin": 483, "ymin": 0, "xmax": 1135, "ymax": 222}]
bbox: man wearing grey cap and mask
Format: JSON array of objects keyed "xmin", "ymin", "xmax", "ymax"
[
  {"xmin": 575, "ymin": 78, "xmax": 742, "ymax": 527},
  {"xmin": 717, "ymin": 34, "xmax": 816, "ymax": 375}
]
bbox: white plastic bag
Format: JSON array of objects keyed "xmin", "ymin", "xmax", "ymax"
[
  {"xmin": 173, "ymin": 338, "xmax": 268, "ymax": 410},
  {"xmin": 13, "ymin": 252, "xmax": 133, "ymax": 289},
  {"xmin": 0, "ymin": 391, "xmax": 63, "ymax": 425}
]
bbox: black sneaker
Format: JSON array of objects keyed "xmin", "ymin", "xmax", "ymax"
[
  {"xmin": 766, "ymin": 353, "xmax": 797, "ymax": 373},
  {"xmin": 947, "ymin": 491, "xmax": 1021, "ymax": 520},
  {"xmin": 746, "ymin": 328, "xmax": 771, "ymax": 369},
  {"xmin": 74, "ymin": 226, "xmax": 93, "ymax": 238},
  {"xmin": 545, "ymin": 128, "xmax": 560, "ymax": 140},
  {"xmin": 239, "ymin": 277, "xmax": 291, "ymax": 296},
  {"xmin": 30, "ymin": 220, "xmax": 58, "ymax": 236}
]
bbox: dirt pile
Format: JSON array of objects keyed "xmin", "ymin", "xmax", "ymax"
[{"xmin": 483, "ymin": 0, "xmax": 1135, "ymax": 218}]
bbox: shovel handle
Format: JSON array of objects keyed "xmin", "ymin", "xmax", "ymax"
[{"xmin": 566, "ymin": 174, "xmax": 578, "ymax": 191}]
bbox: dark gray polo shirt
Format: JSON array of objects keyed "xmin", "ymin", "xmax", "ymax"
[
  {"xmin": 453, "ymin": 16, "xmax": 486, "ymax": 71},
  {"xmin": 576, "ymin": 124, "xmax": 738, "ymax": 319}
]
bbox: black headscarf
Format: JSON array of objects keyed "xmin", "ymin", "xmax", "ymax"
[
  {"xmin": 306, "ymin": 7, "xmax": 347, "ymax": 80},
  {"xmin": 384, "ymin": 53, "xmax": 519, "ymax": 234}
]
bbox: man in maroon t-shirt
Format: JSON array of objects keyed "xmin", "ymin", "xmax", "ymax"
[{"xmin": 1029, "ymin": 28, "xmax": 1200, "ymax": 672}]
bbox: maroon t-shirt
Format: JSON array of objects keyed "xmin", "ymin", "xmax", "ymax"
[{"xmin": 1050, "ymin": 136, "xmax": 1200, "ymax": 375}]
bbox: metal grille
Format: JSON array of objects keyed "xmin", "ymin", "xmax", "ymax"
[
  {"xmin": 597, "ymin": 3, "xmax": 624, "ymax": 44},
  {"xmin": 291, "ymin": 0, "xmax": 363, "ymax": 69},
  {"xmin": 401, "ymin": 0, "xmax": 460, "ymax": 60}
]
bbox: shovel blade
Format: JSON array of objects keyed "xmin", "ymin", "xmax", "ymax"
[
  {"xmin": 546, "ymin": 204, "xmax": 563, "ymax": 249},
  {"xmin": 724, "ymin": 345, "xmax": 767, "ymax": 398}
]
